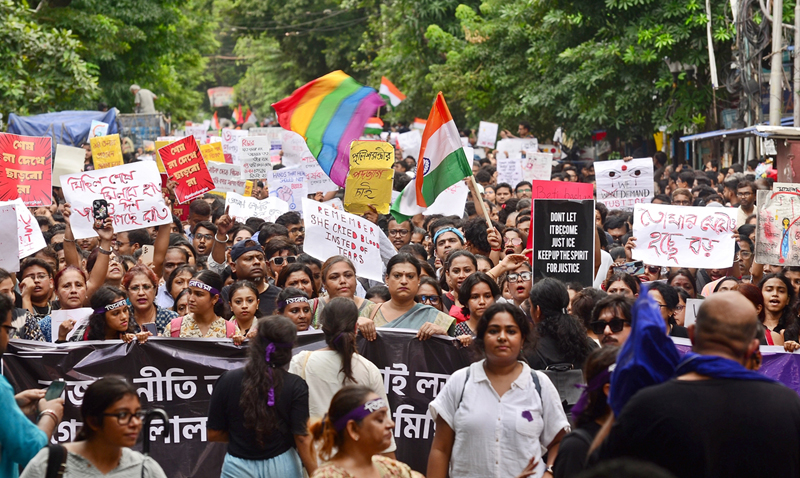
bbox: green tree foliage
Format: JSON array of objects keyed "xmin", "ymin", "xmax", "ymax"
[
  {"xmin": 37, "ymin": 0, "xmax": 219, "ymax": 120},
  {"xmin": 0, "ymin": 0, "xmax": 98, "ymax": 115}
]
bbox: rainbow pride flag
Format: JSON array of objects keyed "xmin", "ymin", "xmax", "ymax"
[{"xmin": 271, "ymin": 71, "xmax": 385, "ymax": 186}]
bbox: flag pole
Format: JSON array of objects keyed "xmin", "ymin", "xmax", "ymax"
[{"xmin": 467, "ymin": 175, "xmax": 493, "ymax": 228}]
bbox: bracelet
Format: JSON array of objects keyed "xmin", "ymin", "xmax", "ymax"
[
  {"xmin": 38, "ymin": 409, "xmax": 59, "ymax": 425},
  {"xmin": 491, "ymin": 248, "xmax": 502, "ymax": 252},
  {"xmin": 214, "ymin": 234, "xmax": 230, "ymax": 244},
  {"xmin": 97, "ymin": 246, "xmax": 112, "ymax": 255},
  {"xmin": 63, "ymin": 238, "xmax": 76, "ymax": 243}
]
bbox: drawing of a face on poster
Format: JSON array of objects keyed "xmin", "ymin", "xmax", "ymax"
[{"xmin": 598, "ymin": 162, "xmax": 648, "ymax": 188}]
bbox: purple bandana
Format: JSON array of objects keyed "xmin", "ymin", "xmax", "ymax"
[
  {"xmin": 94, "ymin": 298, "xmax": 129, "ymax": 315},
  {"xmin": 188, "ymin": 279, "xmax": 219, "ymax": 296},
  {"xmin": 333, "ymin": 398, "xmax": 388, "ymax": 432},
  {"xmin": 570, "ymin": 368, "xmax": 612, "ymax": 418},
  {"xmin": 264, "ymin": 341, "xmax": 293, "ymax": 406}
]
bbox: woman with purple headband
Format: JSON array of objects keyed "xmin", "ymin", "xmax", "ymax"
[
  {"xmin": 308, "ymin": 385, "xmax": 419, "ymax": 478},
  {"xmin": 208, "ymin": 316, "xmax": 318, "ymax": 477},
  {"xmin": 289, "ymin": 297, "xmax": 396, "ymax": 455},
  {"xmin": 68, "ymin": 286, "xmax": 141, "ymax": 343},
  {"xmin": 161, "ymin": 270, "xmax": 237, "ymax": 338}
]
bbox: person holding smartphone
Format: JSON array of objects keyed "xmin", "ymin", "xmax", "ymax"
[{"xmin": 0, "ymin": 293, "xmax": 64, "ymax": 478}]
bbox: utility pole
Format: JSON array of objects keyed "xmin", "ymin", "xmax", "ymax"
[
  {"xmin": 795, "ymin": 0, "xmax": 800, "ymax": 126},
  {"xmin": 770, "ymin": 0, "xmax": 784, "ymax": 126}
]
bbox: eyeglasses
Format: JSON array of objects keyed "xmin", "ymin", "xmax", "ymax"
[
  {"xmin": 1, "ymin": 324, "xmax": 17, "ymax": 338},
  {"xmin": 507, "ymin": 272, "xmax": 532, "ymax": 283},
  {"xmin": 194, "ymin": 233, "xmax": 213, "ymax": 242},
  {"xmin": 128, "ymin": 285, "xmax": 154, "ymax": 293},
  {"xmin": 589, "ymin": 317, "xmax": 630, "ymax": 334},
  {"xmin": 269, "ymin": 256, "xmax": 297, "ymax": 266},
  {"xmin": 675, "ymin": 305, "xmax": 686, "ymax": 312},
  {"xmin": 516, "ymin": 188, "xmax": 531, "ymax": 194},
  {"xmin": 25, "ymin": 273, "xmax": 49, "ymax": 282},
  {"xmin": 505, "ymin": 237, "xmax": 523, "ymax": 246},
  {"xmin": 416, "ymin": 295, "xmax": 440, "ymax": 305},
  {"xmin": 389, "ymin": 229, "xmax": 410, "ymax": 237},
  {"xmin": 739, "ymin": 251, "xmax": 753, "ymax": 259},
  {"xmin": 102, "ymin": 410, "xmax": 147, "ymax": 426}
]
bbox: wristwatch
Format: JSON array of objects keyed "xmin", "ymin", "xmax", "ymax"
[{"xmin": 545, "ymin": 465, "xmax": 555, "ymax": 475}]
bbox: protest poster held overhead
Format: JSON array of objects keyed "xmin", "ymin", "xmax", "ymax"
[
  {"xmin": 526, "ymin": 180, "xmax": 594, "ymax": 250},
  {"xmin": 632, "ymin": 203, "xmax": 737, "ymax": 268},
  {"xmin": 60, "ymin": 162, "xmax": 173, "ymax": 239},
  {"xmin": 595, "ymin": 157, "xmax": 654, "ymax": 209},
  {"xmin": 0, "ymin": 133, "xmax": 52, "ymax": 206},
  {"xmin": 521, "ymin": 152, "xmax": 553, "ymax": 182},
  {"xmin": 199, "ymin": 141, "xmax": 225, "ymax": 163},
  {"xmin": 239, "ymin": 136, "xmax": 272, "ymax": 179},
  {"xmin": 267, "ymin": 168, "xmax": 307, "ymax": 212},
  {"xmin": 533, "ymin": 199, "xmax": 595, "ymax": 287},
  {"xmin": 756, "ymin": 184, "xmax": 800, "ymax": 266},
  {"xmin": 221, "ymin": 128, "xmax": 248, "ymax": 164},
  {"xmin": 225, "ymin": 192, "xmax": 289, "ymax": 223},
  {"xmin": 496, "ymin": 137, "xmax": 538, "ymax": 159},
  {"xmin": 0, "ymin": 198, "xmax": 45, "ymax": 260},
  {"xmin": 0, "ymin": 204, "xmax": 20, "ymax": 271},
  {"xmin": 477, "ymin": 121, "xmax": 499, "ymax": 148},
  {"xmin": 206, "ymin": 161, "xmax": 246, "ymax": 195},
  {"xmin": 344, "ymin": 140, "xmax": 395, "ymax": 214},
  {"xmin": 90, "ymin": 133, "xmax": 124, "ymax": 170},
  {"xmin": 52, "ymin": 144, "xmax": 86, "ymax": 188},
  {"xmin": 496, "ymin": 157, "xmax": 523, "ymax": 188},
  {"xmin": 158, "ymin": 135, "xmax": 216, "ymax": 204},
  {"xmin": 304, "ymin": 197, "xmax": 383, "ymax": 281}
]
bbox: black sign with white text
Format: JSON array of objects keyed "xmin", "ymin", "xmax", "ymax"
[{"xmin": 532, "ymin": 199, "xmax": 595, "ymax": 287}]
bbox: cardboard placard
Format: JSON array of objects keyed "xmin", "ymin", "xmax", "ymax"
[
  {"xmin": 239, "ymin": 136, "xmax": 272, "ymax": 179},
  {"xmin": 755, "ymin": 184, "xmax": 800, "ymax": 265},
  {"xmin": 526, "ymin": 180, "xmax": 594, "ymax": 250},
  {"xmin": 221, "ymin": 128, "xmax": 248, "ymax": 164},
  {"xmin": 532, "ymin": 199, "xmax": 596, "ymax": 287},
  {"xmin": 90, "ymin": 134, "xmax": 124, "ymax": 170},
  {"xmin": 344, "ymin": 141, "xmax": 394, "ymax": 214},
  {"xmin": 595, "ymin": 158, "xmax": 654, "ymax": 210},
  {"xmin": 207, "ymin": 162, "xmax": 246, "ymax": 195},
  {"xmin": 497, "ymin": 138, "xmax": 538, "ymax": 159},
  {"xmin": 521, "ymin": 152, "xmax": 553, "ymax": 182},
  {"xmin": 0, "ymin": 204, "xmax": 20, "ymax": 270},
  {"xmin": 0, "ymin": 133, "xmax": 52, "ymax": 206},
  {"xmin": 477, "ymin": 121, "xmax": 498, "ymax": 149},
  {"xmin": 88, "ymin": 120, "xmax": 109, "ymax": 139},
  {"xmin": 52, "ymin": 145, "xmax": 86, "ymax": 188},
  {"xmin": 267, "ymin": 168, "xmax": 308, "ymax": 213},
  {"xmin": 199, "ymin": 142, "xmax": 225, "ymax": 164},
  {"xmin": 496, "ymin": 157, "xmax": 523, "ymax": 188},
  {"xmin": 225, "ymin": 192, "xmax": 289, "ymax": 223},
  {"xmin": 158, "ymin": 136, "xmax": 215, "ymax": 204}
]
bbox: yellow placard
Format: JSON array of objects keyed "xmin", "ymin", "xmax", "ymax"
[
  {"xmin": 90, "ymin": 134, "xmax": 124, "ymax": 170},
  {"xmin": 154, "ymin": 140, "xmax": 170, "ymax": 173},
  {"xmin": 200, "ymin": 142, "xmax": 224, "ymax": 163},
  {"xmin": 344, "ymin": 141, "xmax": 394, "ymax": 215},
  {"xmin": 243, "ymin": 180, "xmax": 254, "ymax": 197}
]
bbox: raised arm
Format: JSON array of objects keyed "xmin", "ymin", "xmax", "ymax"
[
  {"xmin": 86, "ymin": 218, "xmax": 115, "ymax": 300},
  {"xmin": 61, "ymin": 204, "xmax": 82, "ymax": 269}
]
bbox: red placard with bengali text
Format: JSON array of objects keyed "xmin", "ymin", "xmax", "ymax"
[
  {"xmin": 158, "ymin": 136, "xmax": 215, "ymax": 204},
  {"xmin": 0, "ymin": 133, "xmax": 52, "ymax": 206},
  {"xmin": 527, "ymin": 180, "xmax": 594, "ymax": 250}
]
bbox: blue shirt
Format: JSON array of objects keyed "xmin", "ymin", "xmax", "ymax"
[{"xmin": 0, "ymin": 375, "xmax": 47, "ymax": 477}]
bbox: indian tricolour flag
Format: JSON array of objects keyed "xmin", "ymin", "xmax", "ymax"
[
  {"xmin": 364, "ymin": 117, "xmax": 383, "ymax": 135},
  {"xmin": 390, "ymin": 93, "xmax": 473, "ymax": 223},
  {"xmin": 379, "ymin": 77, "xmax": 406, "ymax": 107},
  {"xmin": 412, "ymin": 118, "xmax": 427, "ymax": 130}
]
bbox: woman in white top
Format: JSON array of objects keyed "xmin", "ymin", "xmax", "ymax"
[
  {"xmin": 427, "ymin": 302, "xmax": 569, "ymax": 478},
  {"xmin": 289, "ymin": 297, "xmax": 396, "ymax": 454}
]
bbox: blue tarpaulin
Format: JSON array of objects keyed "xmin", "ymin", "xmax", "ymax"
[{"xmin": 6, "ymin": 110, "xmax": 118, "ymax": 151}]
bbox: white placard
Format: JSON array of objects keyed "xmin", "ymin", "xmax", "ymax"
[
  {"xmin": 521, "ymin": 152, "xmax": 553, "ymax": 182},
  {"xmin": 396, "ymin": 130, "xmax": 422, "ymax": 160},
  {"xmin": 207, "ymin": 162, "xmax": 246, "ymax": 195},
  {"xmin": 268, "ymin": 168, "xmax": 308, "ymax": 213},
  {"xmin": 239, "ymin": 136, "xmax": 272, "ymax": 179},
  {"xmin": 52, "ymin": 144, "xmax": 86, "ymax": 188},
  {"xmin": 225, "ymin": 192, "xmax": 289, "ymax": 223},
  {"xmin": 683, "ymin": 298, "xmax": 703, "ymax": 328},
  {"xmin": 424, "ymin": 181, "xmax": 470, "ymax": 216},
  {"xmin": 595, "ymin": 158, "xmax": 654, "ymax": 210},
  {"xmin": 281, "ymin": 130, "xmax": 316, "ymax": 168},
  {"xmin": 302, "ymin": 160, "xmax": 339, "ymax": 194},
  {"xmin": 221, "ymin": 128, "xmax": 248, "ymax": 164},
  {"xmin": 303, "ymin": 197, "xmax": 382, "ymax": 281},
  {"xmin": 0, "ymin": 205, "xmax": 20, "ymax": 270},
  {"xmin": 60, "ymin": 162, "xmax": 172, "ymax": 239},
  {"xmin": 496, "ymin": 157, "xmax": 523, "ymax": 188},
  {"xmin": 185, "ymin": 126, "xmax": 208, "ymax": 144},
  {"xmin": 88, "ymin": 120, "xmax": 108, "ymax": 139},
  {"xmin": 49, "ymin": 308, "xmax": 92, "ymax": 343},
  {"xmin": 323, "ymin": 197, "xmax": 344, "ymax": 210},
  {"xmin": 497, "ymin": 138, "xmax": 538, "ymax": 159},
  {"xmin": 477, "ymin": 121, "xmax": 499, "ymax": 149},
  {"xmin": 0, "ymin": 198, "xmax": 46, "ymax": 260},
  {"xmin": 631, "ymin": 203, "xmax": 737, "ymax": 268}
]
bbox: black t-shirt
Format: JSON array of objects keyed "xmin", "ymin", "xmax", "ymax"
[
  {"xmin": 221, "ymin": 283, "xmax": 282, "ymax": 317},
  {"xmin": 207, "ymin": 367, "xmax": 309, "ymax": 460},
  {"xmin": 553, "ymin": 421, "xmax": 601, "ymax": 478},
  {"xmin": 526, "ymin": 334, "xmax": 597, "ymax": 370},
  {"xmin": 669, "ymin": 324, "xmax": 689, "ymax": 338},
  {"xmin": 596, "ymin": 378, "xmax": 800, "ymax": 478}
]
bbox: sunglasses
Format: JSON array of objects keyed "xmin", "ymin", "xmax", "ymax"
[
  {"xmin": 507, "ymin": 272, "xmax": 532, "ymax": 283},
  {"xmin": 589, "ymin": 317, "xmax": 630, "ymax": 334},
  {"xmin": 269, "ymin": 256, "xmax": 297, "ymax": 266},
  {"xmin": 416, "ymin": 295, "xmax": 440, "ymax": 305},
  {"xmin": 505, "ymin": 237, "xmax": 523, "ymax": 246}
]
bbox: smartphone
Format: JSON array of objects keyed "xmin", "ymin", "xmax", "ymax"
[
  {"xmin": 613, "ymin": 261, "xmax": 645, "ymax": 276},
  {"xmin": 45, "ymin": 379, "xmax": 66, "ymax": 401},
  {"xmin": 140, "ymin": 245, "xmax": 155, "ymax": 265},
  {"xmin": 143, "ymin": 323, "xmax": 158, "ymax": 335},
  {"xmin": 92, "ymin": 199, "xmax": 109, "ymax": 221}
]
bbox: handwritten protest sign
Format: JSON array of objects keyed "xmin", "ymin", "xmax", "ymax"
[
  {"xmin": 207, "ymin": 162, "xmax": 246, "ymax": 195},
  {"xmin": 756, "ymin": 184, "xmax": 800, "ymax": 265},
  {"xmin": 0, "ymin": 198, "xmax": 45, "ymax": 259},
  {"xmin": 52, "ymin": 145, "xmax": 86, "ymax": 188},
  {"xmin": 396, "ymin": 130, "xmax": 421, "ymax": 160},
  {"xmin": 49, "ymin": 308, "xmax": 92, "ymax": 343},
  {"xmin": 533, "ymin": 199, "xmax": 595, "ymax": 287},
  {"xmin": 526, "ymin": 180, "xmax": 594, "ymax": 250},
  {"xmin": 239, "ymin": 136, "xmax": 272, "ymax": 179},
  {"xmin": 60, "ymin": 162, "xmax": 172, "ymax": 239},
  {"xmin": 497, "ymin": 138, "xmax": 538, "ymax": 159},
  {"xmin": 268, "ymin": 169, "xmax": 307, "ymax": 212},
  {"xmin": 88, "ymin": 120, "xmax": 109, "ymax": 139},
  {"xmin": 199, "ymin": 142, "xmax": 225, "ymax": 164},
  {"xmin": 303, "ymin": 160, "xmax": 339, "ymax": 194},
  {"xmin": 683, "ymin": 298, "xmax": 703, "ymax": 327},
  {"xmin": 595, "ymin": 158, "xmax": 654, "ymax": 210},
  {"xmin": 303, "ymin": 197, "xmax": 382, "ymax": 281},
  {"xmin": 281, "ymin": 130, "xmax": 316, "ymax": 168},
  {"xmin": 496, "ymin": 157, "xmax": 523, "ymax": 188},
  {"xmin": 631, "ymin": 203, "xmax": 737, "ymax": 268},
  {"xmin": 344, "ymin": 141, "xmax": 394, "ymax": 214},
  {"xmin": 0, "ymin": 205, "xmax": 19, "ymax": 271},
  {"xmin": 185, "ymin": 126, "xmax": 208, "ymax": 145},
  {"xmin": 225, "ymin": 192, "xmax": 289, "ymax": 223},
  {"xmin": 0, "ymin": 133, "xmax": 52, "ymax": 206},
  {"xmin": 521, "ymin": 152, "xmax": 553, "ymax": 182},
  {"xmin": 477, "ymin": 121, "xmax": 498, "ymax": 149},
  {"xmin": 90, "ymin": 134, "xmax": 124, "ymax": 170},
  {"xmin": 424, "ymin": 181, "xmax": 470, "ymax": 217},
  {"xmin": 159, "ymin": 136, "xmax": 215, "ymax": 204},
  {"xmin": 222, "ymin": 128, "xmax": 248, "ymax": 164}
]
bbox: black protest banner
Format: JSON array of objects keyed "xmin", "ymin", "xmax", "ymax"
[
  {"xmin": 3, "ymin": 330, "xmax": 470, "ymax": 477},
  {"xmin": 532, "ymin": 199, "xmax": 595, "ymax": 287}
]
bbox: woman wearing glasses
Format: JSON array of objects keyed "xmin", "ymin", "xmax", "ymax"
[
  {"xmin": 416, "ymin": 277, "xmax": 444, "ymax": 312},
  {"xmin": 361, "ymin": 254, "xmax": 455, "ymax": 341},
  {"xmin": 264, "ymin": 237, "xmax": 298, "ymax": 282},
  {"xmin": 502, "ymin": 228, "xmax": 527, "ymax": 256},
  {"xmin": 21, "ymin": 376, "xmax": 167, "ymax": 477},
  {"xmin": 123, "ymin": 265, "xmax": 178, "ymax": 336}
]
